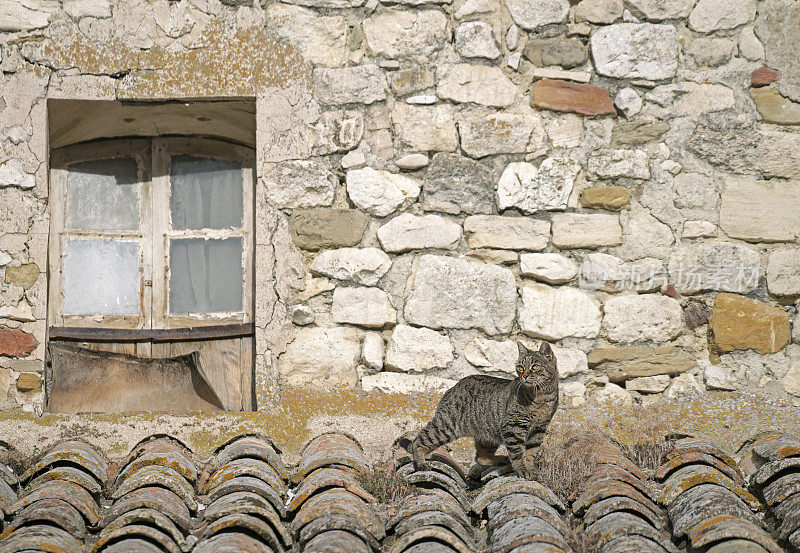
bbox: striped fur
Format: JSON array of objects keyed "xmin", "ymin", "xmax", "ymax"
[{"xmin": 412, "ymin": 341, "xmax": 559, "ymax": 479}]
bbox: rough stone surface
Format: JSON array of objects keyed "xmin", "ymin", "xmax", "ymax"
[
  {"xmin": 289, "ymin": 209, "xmax": 368, "ymax": 251},
  {"xmin": 588, "ymin": 345, "xmax": 695, "ymax": 382},
  {"xmin": 683, "ymin": 220, "xmax": 716, "ymax": 239},
  {"xmin": 614, "ymin": 87, "xmax": 642, "ymax": 118},
  {"xmin": 455, "ymin": 22, "xmax": 500, "ymax": 59},
  {"xmin": 437, "ymin": 64, "xmax": 518, "ymax": 108},
  {"xmin": 363, "ymin": 9, "xmax": 448, "ymax": 59},
  {"xmin": 710, "ymin": 294, "xmax": 791, "ymax": 354},
  {"xmin": 563, "ymin": 381, "xmax": 587, "ymax": 407},
  {"xmin": 422, "ymin": 154, "xmax": 494, "ymax": 214},
  {"xmin": 610, "ymin": 120, "xmax": 670, "ymax": 147},
  {"xmin": 689, "ymin": 0, "xmax": 755, "ymax": 32},
  {"xmin": 626, "ymin": 375, "xmax": 670, "ymax": 393},
  {"xmin": 385, "ymin": 325, "xmax": 454, "ymax": 372},
  {"xmin": 464, "ymin": 216, "xmax": 550, "ymax": 251},
  {"xmin": 602, "ymin": 294, "xmax": 684, "ymax": 343},
  {"xmin": 623, "ymin": 0, "xmax": 696, "ymax": 20},
  {"xmin": 664, "ymin": 373, "xmax": 704, "ymax": 399},
  {"xmin": 752, "ymin": 67, "xmax": 781, "ymax": 88},
  {"xmin": 523, "ymin": 38, "xmax": 588, "ymax": 68},
  {"xmin": 555, "ymin": 346, "xmax": 590, "ymax": 378},
  {"xmin": 667, "ymin": 241, "xmax": 761, "ymax": 294},
  {"xmin": 752, "ymin": 87, "xmax": 800, "ymax": 126},
  {"xmin": 332, "ymin": 287, "xmax": 396, "ymax": 328},
  {"xmin": 362, "ymin": 332, "xmax": 384, "ymax": 371},
  {"xmin": 519, "ymin": 253, "xmax": 578, "ymax": 284},
  {"xmin": 739, "ymin": 27, "xmax": 765, "ymax": 61},
  {"xmin": 310, "ymin": 248, "xmax": 392, "ymax": 286},
  {"xmin": 518, "ymin": 283, "xmax": 602, "ymax": 340},
  {"xmin": 684, "ymin": 38, "xmax": 733, "ymax": 67},
  {"xmin": 595, "ymin": 383, "xmax": 634, "ymax": 405},
  {"xmin": 4, "ymin": 264, "xmax": 38, "ymax": 290},
  {"xmin": 531, "ymin": 79, "xmax": 615, "ymax": 116},
  {"xmin": 458, "ymin": 112, "xmax": 544, "ymax": 158},
  {"xmin": 552, "ymin": 214, "xmax": 623, "ymax": 249},
  {"xmin": 16, "ymin": 373, "xmax": 42, "ymax": 393},
  {"xmin": 266, "ymin": 4, "xmax": 347, "ymax": 68},
  {"xmin": 346, "ymin": 167, "xmax": 421, "ymax": 217},
  {"xmin": 405, "ymin": 255, "xmax": 516, "ymax": 334},
  {"xmin": 591, "ymin": 23, "xmax": 678, "ymax": 80},
  {"xmin": 391, "ymin": 104, "xmax": 458, "ymax": 152},
  {"xmin": 703, "ymin": 363, "xmax": 738, "ymax": 391},
  {"xmin": 279, "ymin": 327, "xmax": 361, "ymax": 387},
  {"xmin": 264, "ymin": 160, "xmax": 336, "ymax": 209},
  {"xmin": 580, "ymin": 187, "xmax": 631, "ymax": 211},
  {"xmin": 720, "ymin": 177, "xmax": 800, "ymax": 242},
  {"xmin": 377, "ymin": 214, "xmax": 462, "ymax": 253},
  {"xmin": 503, "ymin": 0, "xmax": 569, "ymax": 29},
  {"xmin": 312, "ymin": 65, "xmax": 388, "ymax": 105},
  {"xmin": 588, "ymin": 149, "xmax": 650, "ymax": 180},
  {"xmin": 361, "ymin": 372, "xmax": 457, "ymax": 394},
  {"xmin": 767, "ymin": 249, "xmax": 800, "ymax": 297},
  {"xmin": 496, "ymin": 159, "xmax": 580, "ymax": 213},
  {"xmin": 0, "ymin": 327, "xmax": 37, "ymax": 358},
  {"xmin": 573, "ymin": 0, "xmax": 623, "ymax": 24},
  {"xmin": 755, "ymin": 0, "xmax": 800, "ymax": 87}
]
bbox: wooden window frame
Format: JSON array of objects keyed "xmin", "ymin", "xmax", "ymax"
[{"xmin": 48, "ymin": 137, "xmax": 255, "ymax": 340}]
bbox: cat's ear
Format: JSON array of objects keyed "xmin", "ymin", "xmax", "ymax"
[
  {"xmin": 517, "ymin": 341, "xmax": 529, "ymax": 358},
  {"xmin": 538, "ymin": 341, "xmax": 556, "ymax": 362}
]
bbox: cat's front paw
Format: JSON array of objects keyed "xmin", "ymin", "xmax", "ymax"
[{"xmin": 515, "ymin": 464, "xmax": 539, "ymax": 480}]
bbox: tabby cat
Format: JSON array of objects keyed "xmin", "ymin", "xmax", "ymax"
[{"xmin": 412, "ymin": 341, "xmax": 559, "ymax": 479}]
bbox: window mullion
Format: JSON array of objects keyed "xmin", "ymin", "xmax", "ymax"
[{"xmin": 150, "ymin": 138, "xmax": 169, "ymax": 330}]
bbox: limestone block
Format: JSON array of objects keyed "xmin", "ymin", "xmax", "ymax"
[
  {"xmin": 458, "ymin": 111, "xmax": 544, "ymax": 158},
  {"xmin": 703, "ymin": 363, "xmax": 737, "ymax": 391},
  {"xmin": 710, "ymin": 293, "xmax": 790, "ymax": 354},
  {"xmin": 0, "ymin": 0, "xmax": 54, "ymax": 32},
  {"xmin": 755, "ymin": 0, "xmax": 800, "ymax": 85},
  {"xmin": 591, "ymin": 23, "xmax": 678, "ymax": 80},
  {"xmin": 503, "ymin": 0, "xmax": 569, "ymax": 29},
  {"xmin": 610, "ymin": 121, "xmax": 669, "ymax": 147},
  {"xmin": 263, "ymin": 160, "xmax": 335, "ymax": 209},
  {"xmin": 312, "ymin": 65, "xmax": 388, "ymax": 105},
  {"xmin": 310, "ymin": 247, "xmax": 392, "ymax": 286},
  {"xmin": 406, "ymin": 255, "xmax": 516, "ymax": 334},
  {"xmin": 389, "ymin": 68, "xmax": 436, "ymax": 96},
  {"xmin": 332, "ymin": 287, "xmax": 396, "ymax": 328},
  {"xmin": 580, "ymin": 187, "xmax": 631, "ymax": 211},
  {"xmin": 625, "ymin": 375, "xmax": 670, "ymax": 393},
  {"xmin": 396, "ymin": 154, "xmax": 430, "ymax": 171},
  {"xmin": 523, "ymin": 38, "xmax": 587, "ymax": 68},
  {"xmin": 362, "ymin": 372, "xmax": 457, "ymax": 394},
  {"xmin": 4, "ymin": 264, "xmax": 38, "ymax": 290},
  {"xmin": 362, "ymin": 332, "xmax": 384, "ymax": 371},
  {"xmin": 767, "ymin": 249, "xmax": 800, "ymax": 297},
  {"xmin": 587, "ymin": 149, "xmax": 650, "ymax": 180},
  {"xmin": 688, "ymin": 0, "xmax": 755, "ymax": 32},
  {"xmin": 363, "ymin": 9, "xmax": 447, "ymax": 59},
  {"xmin": 520, "ymin": 253, "xmax": 578, "ymax": 284},
  {"xmin": 266, "ymin": 3, "xmax": 347, "ymax": 68},
  {"xmin": 720, "ymin": 177, "xmax": 800, "ymax": 242},
  {"xmin": 465, "ymin": 337, "xmax": 518, "ymax": 374},
  {"xmin": 289, "ymin": 209, "xmax": 368, "ymax": 251},
  {"xmin": 282, "ymin": 0, "xmax": 365, "ymax": 9},
  {"xmin": 422, "ymin": 153, "xmax": 494, "ymax": 214},
  {"xmin": 554, "ymin": 346, "xmax": 589, "ymax": 378},
  {"xmin": 546, "ymin": 114, "xmax": 583, "ymax": 149},
  {"xmin": 377, "ymin": 214, "xmax": 462, "ymax": 253},
  {"xmin": 0, "ymin": 160, "xmax": 35, "ymax": 190},
  {"xmin": 455, "ymin": 21, "xmax": 501, "ymax": 59},
  {"xmin": 15, "ymin": 373, "xmax": 41, "ymax": 393},
  {"xmin": 664, "ymin": 373, "xmax": 704, "ymax": 399},
  {"xmin": 595, "ymin": 383, "xmax": 634, "ymax": 405},
  {"xmin": 346, "ymin": 167, "xmax": 421, "ymax": 217},
  {"xmin": 518, "ymin": 283, "xmax": 602, "ymax": 340},
  {"xmin": 752, "ymin": 87, "xmax": 800, "ymax": 126},
  {"xmin": 563, "ymin": 381, "xmax": 586, "ymax": 407},
  {"xmin": 312, "ymin": 110, "xmax": 365, "ymax": 156},
  {"xmin": 682, "ymin": 220, "xmax": 716, "ymax": 239},
  {"xmin": 647, "ymin": 83, "xmax": 735, "ymax": 117},
  {"xmin": 551, "ymin": 214, "xmax": 622, "ymax": 249},
  {"xmin": 573, "ymin": 0, "xmax": 623, "ymax": 24},
  {"xmin": 739, "ymin": 26, "xmax": 764, "ymax": 61},
  {"xmin": 603, "ymin": 294, "xmax": 683, "ymax": 343},
  {"xmin": 667, "ymin": 241, "xmax": 760, "ymax": 295},
  {"xmin": 385, "ymin": 324, "xmax": 454, "ymax": 372},
  {"xmin": 496, "ymin": 159, "xmax": 580, "ymax": 213},
  {"xmin": 436, "ymin": 64, "xmax": 518, "ymax": 108},
  {"xmin": 464, "ymin": 216, "xmax": 550, "ymax": 251},
  {"xmin": 391, "ymin": 103, "xmax": 458, "ymax": 152},
  {"xmin": 684, "ymin": 37, "xmax": 734, "ymax": 67},
  {"xmin": 623, "ymin": 0, "xmax": 695, "ymax": 20},
  {"xmin": 279, "ymin": 327, "xmax": 361, "ymax": 387},
  {"xmin": 587, "ymin": 345, "xmax": 695, "ymax": 382}
]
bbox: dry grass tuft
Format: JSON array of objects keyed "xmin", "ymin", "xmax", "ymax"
[
  {"xmin": 358, "ymin": 462, "xmax": 413, "ymax": 506},
  {"xmin": 611, "ymin": 405, "xmax": 679, "ymax": 471}
]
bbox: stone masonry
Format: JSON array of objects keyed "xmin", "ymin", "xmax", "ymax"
[{"xmin": 1, "ymin": 0, "xmax": 800, "ymax": 413}]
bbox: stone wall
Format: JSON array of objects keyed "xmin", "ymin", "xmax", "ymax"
[{"xmin": 1, "ymin": 0, "xmax": 800, "ymax": 414}]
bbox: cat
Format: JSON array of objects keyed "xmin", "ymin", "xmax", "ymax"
[{"xmin": 412, "ymin": 341, "xmax": 559, "ymax": 479}]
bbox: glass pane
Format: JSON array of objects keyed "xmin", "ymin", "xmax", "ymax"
[
  {"xmin": 170, "ymin": 156, "xmax": 243, "ymax": 230},
  {"xmin": 65, "ymin": 158, "xmax": 139, "ymax": 230},
  {"xmin": 169, "ymin": 238, "xmax": 243, "ymax": 314},
  {"xmin": 62, "ymin": 239, "xmax": 140, "ymax": 316}
]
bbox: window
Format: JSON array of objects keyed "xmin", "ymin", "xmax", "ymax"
[{"xmin": 47, "ymin": 137, "xmax": 255, "ymax": 411}]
